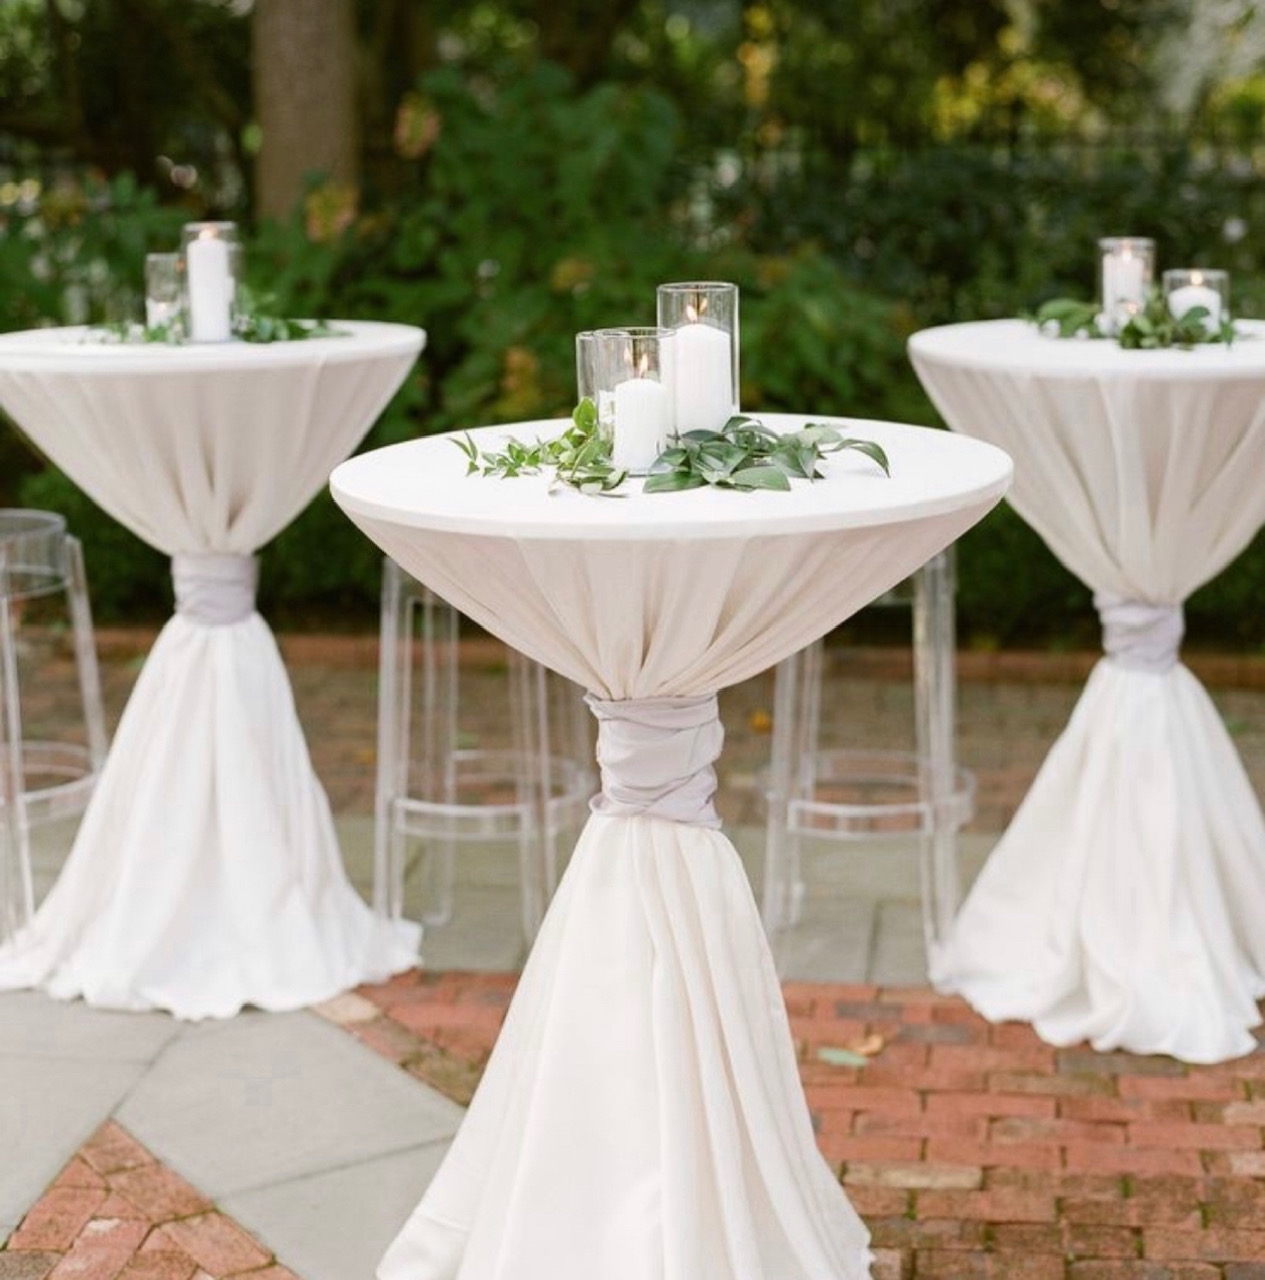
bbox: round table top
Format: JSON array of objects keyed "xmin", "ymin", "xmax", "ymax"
[
  {"xmin": 330, "ymin": 413, "xmax": 1013, "ymax": 542},
  {"xmin": 0, "ymin": 320, "xmax": 425, "ymax": 376},
  {"xmin": 909, "ymin": 318, "xmax": 1265, "ymax": 381}
]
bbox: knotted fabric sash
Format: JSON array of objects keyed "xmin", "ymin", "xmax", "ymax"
[
  {"xmin": 1094, "ymin": 591, "xmax": 1184, "ymax": 674},
  {"xmin": 585, "ymin": 692, "xmax": 725, "ymax": 829},
  {"xmin": 172, "ymin": 553, "xmax": 259, "ymax": 626}
]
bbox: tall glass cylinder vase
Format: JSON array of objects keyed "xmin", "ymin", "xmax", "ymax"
[
  {"xmin": 1098, "ymin": 238, "xmax": 1154, "ymax": 335},
  {"xmin": 180, "ymin": 222, "xmax": 241, "ymax": 343},
  {"xmin": 656, "ymin": 282, "xmax": 738, "ymax": 434}
]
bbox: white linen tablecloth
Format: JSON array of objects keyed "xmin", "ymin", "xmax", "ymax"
[
  {"xmin": 331, "ymin": 414, "xmax": 1013, "ymax": 1280},
  {"xmin": 910, "ymin": 319, "xmax": 1265, "ymax": 1063},
  {"xmin": 0, "ymin": 322, "xmax": 425, "ymax": 1018}
]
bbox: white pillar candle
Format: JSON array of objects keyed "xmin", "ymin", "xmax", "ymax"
[
  {"xmin": 612, "ymin": 376, "xmax": 670, "ymax": 473},
  {"xmin": 1167, "ymin": 276, "xmax": 1222, "ymax": 331},
  {"xmin": 145, "ymin": 299, "xmax": 180, "ymax": 329},
  {"xmin": 186, "ymin": 232, "xmax": 233, "ymax": 342},
  {"xmin": 672, "ymin": 320, "xmax": 734, "ymax": 434}
]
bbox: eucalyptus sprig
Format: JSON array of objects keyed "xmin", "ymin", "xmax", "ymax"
[
  {"xmin": 91, "ymin": 319, "xmax": 185, "ymax": 345},
  {"xmin": 644, "ymin": 415, "xmax": 890, "ymax": 492},
  {"xmin": 89, "ymin": 284, "xmax": 346, "ymax": 346},
  {"xmin": 1033, "ymin": 288, "xmax": 1235, "ymax": 349},
  {"xmin": 455, "ymin": 397, "xmax": 627, "ymax": 495},
  {"xmin": 232, "ymin": 286, "xmax": 346, "ymax": 343},
  {"xmin": 1116, "ymin": 288, "xmax": 1235, "ymax": 349},
  {"xmin": 455, "ymin": 400, "xmax": 890, "ymax": 497}
]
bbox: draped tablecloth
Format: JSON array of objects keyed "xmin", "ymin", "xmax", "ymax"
[
  {"xmin": 331, "ymin": 413, "xmax": 1012, "ymax": 1280},
  {"xmin": 910, "ymin": 319, "xmax": 1265, "ymax": 1064},
  {"xmin": 0, "ymin": 322, "xmax": 425, "ymax": 1018}
]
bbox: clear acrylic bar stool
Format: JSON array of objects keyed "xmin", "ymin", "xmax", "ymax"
[
  {"xmin": 1, "ymin": 510, "xmax": 108, "ymax": 944},
  {"xmin": 761, "ymin": 549, "xmax": 974, "ymax": 966},
  {"xmin": 374, "ymin": 557, "xmax": 594, "ymax": 944}
]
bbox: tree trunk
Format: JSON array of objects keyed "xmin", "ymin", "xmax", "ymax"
[{"xmin": 251, "ymin": 0, "xmax": 359, "ymax": 222}]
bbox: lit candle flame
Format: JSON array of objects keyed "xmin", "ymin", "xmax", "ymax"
[
  {"xmin": 637, "ymin": 352, "xmax": 649, "ymax": 378},
  {"xmin": 1191, "ymin": 270, "xmax": 1204, "ymax": 286}
]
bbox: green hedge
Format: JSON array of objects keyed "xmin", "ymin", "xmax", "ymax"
[{"xmin": 5, "ymin": 68, "xmax": 1265, "ymax": 649}]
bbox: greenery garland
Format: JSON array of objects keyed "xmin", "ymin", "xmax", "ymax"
[
  {"xmin": 1034, "ymin": 289, "xmax": 1235, "ymax": 350},
  {"xmin": 92, "ymin": 287, "xmax": 344, "ymax": 345},
  {"xmin": 456, "ymin": 398, "xmax": 891, "ymax": 497}
]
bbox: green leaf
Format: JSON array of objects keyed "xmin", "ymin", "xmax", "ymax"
[
  {"xmin": 642, "ymin": 470, "xmax": 707, "ymax": 492},
  {"xmin": 798, "ymin": 424, "xmax": 844, "ymax": 449},
  {"xmin": 839, "ymin": 438, "xmax": 891, "ymax": 476},
  {"xmin": 464, "ymin": 402, "xmax": 891, "ymax": 496},
  {"xmin": 730, "ymin": 466, "xmax": 791, "ymax": 491},
  {"xmin": 573, "ymin": 396, "xmax": 598, "ymax": 433}
]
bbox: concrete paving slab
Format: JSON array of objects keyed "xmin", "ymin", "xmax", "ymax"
[
  {"xmin": 334, "ymin": 814, "xmax": 374, "ymax": 898},
  {"xmin": 29, "ymin": 820, "xmax": 79, "ymax": 903},
  {"xmin": 869, "ymin": 900, "xmax": 931, "ymax": 985},
  {"xmin": 414, "ymin": 885, "xmax": 532, "ymax": 972},
  {"xmin": 0, "ymin": 991, "xmax": 181, "ymax": 1063},
  {"xmin": 117, "ymin": 1011, "xmax": 463, "ymax": 1198},
  {"xmin": 222, "ymin": 1141, "xmax": 449, "ymax": 1280},
  {"xmin": 772, "ymin": 896, "xmax": 878, "ymax": 984},
  {"xmin": 0, "ymin": 1056, "xmax": 142, "ymax": 1226}
]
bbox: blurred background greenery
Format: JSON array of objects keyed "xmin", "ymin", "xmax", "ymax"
[{"xmin": 3, "ymin": 0, "xmax": 1265, "ymax": 648}]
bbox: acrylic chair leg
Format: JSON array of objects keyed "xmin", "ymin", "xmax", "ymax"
[
  {"xmin": 0, "ymin": 570, "xmax": 33, "ymax": 941},
  {"xmin": 763, "ymin": 643, "xmax": 802, "ymax": 934},
  {"xmin": 374, "ymin": 557, "xmax": 410, "ymax": 919},
  {"xmin": 420, "ymin": 588, "xmax": 458, "ymax": 927},
  {"xmin": 509, "ymin": 650, "xmax": 549, "ymax": 944},
  {"xmin": 913, "ymin": 549, "xmax": 962, "ymax": 957},
  {"xmin": 65, "ymin": 537, "xmax": 108, "ymax": 772}
]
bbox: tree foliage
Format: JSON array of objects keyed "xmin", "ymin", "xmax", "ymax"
[{"xmin": 3, "ymin": 0, "xmax": 1265, "ymax": 646}]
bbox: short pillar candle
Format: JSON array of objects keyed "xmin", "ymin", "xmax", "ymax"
[
  {"xmin": 593, "ymin": 327, "xmax": 676, "ymax": 475},
  {"xmin": 1163, "ymin": 268, "xmax": 1228, "ymax": 335}
]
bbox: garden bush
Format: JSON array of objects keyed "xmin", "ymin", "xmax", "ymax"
[{"xmin": 5, "ymin": 64, "xmax": 1265, "ymax": 649}]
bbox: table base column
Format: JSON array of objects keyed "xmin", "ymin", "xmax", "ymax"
[
  {"xmin": 0, "ymin": 609, "xmax": 419, "ymax": 1019},
  {"xmin": 932, "ymin": 658, "xmax": 1265, "ymax": 1064},
  {"xmin": 380, "ymin": 811, "xmax": 872, "ymax": 1280}
]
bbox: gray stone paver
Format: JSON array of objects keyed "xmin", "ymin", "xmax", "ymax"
[
  {"xmin": 116, "ymin": 1011, "xmax": 463, "ymax": 1199},
  {"xmin": 0, "ymin": 1054, "xmax": 142, "ymax": 1226},
  {"xmin": 221, "ymin": 1142, "xmax": 449, "ymax": 1280},
  {"xmin": 0, "ymin": 991, "xmax": 180, "ymax": 1063}
]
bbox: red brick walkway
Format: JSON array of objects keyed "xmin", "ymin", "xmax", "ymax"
[
  {"xmin": 329, "ymin": 971, "xmax": 1265, "ymax": 1280},
  {"xmin": 1, "ymin": 1124, "xmax": 297, "ymax": 1280}
]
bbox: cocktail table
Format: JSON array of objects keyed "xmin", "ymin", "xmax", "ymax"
[
  {"xmin": 0, "ymin": 322, "xmax": 425, "ymax": 1019},
  {"xmin": 332, "ymin": 413, "xmax": 1012, "ymax": 1280},
  {"xmin": 911, "ymin": 319, "xmax": 1265, "ymax": 1063}
]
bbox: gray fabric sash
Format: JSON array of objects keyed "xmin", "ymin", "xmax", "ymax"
[
  {"xmin": 1095, "ymin": 591, "xmax": 1184, "ymax": 674},
  {"xmin": 173, "ymin": 553, "xmax": 259, "ymax": 626},
  {"xmin": 585, "ymin": 693, "xmax": 724, "ymax": 829}
]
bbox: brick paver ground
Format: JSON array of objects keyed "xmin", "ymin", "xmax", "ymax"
[
  {"xmin": 323, "ymin": 972, "xmax": 1265, "ymax": 1280},
  {"xmin": 27, "ymin": 626, "xmax": 1265, "ymax": 835},
  {"xmin": 14, "ymin": 626, "xmax": 1265, "ymax": 1277},
  {"xmin": 1, "ymin": 1123, "xmax": 298, "ymax": 1280}
]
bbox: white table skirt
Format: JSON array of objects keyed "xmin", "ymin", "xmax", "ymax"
[
  {"xmin": 910, "ymin": 319, "xmax": 1265, "ymax": 1063},
  {"xmin": 0, "ymin": 323, "xmax": 426, "ymax": 1018},
  {"xmin": 332, "ymin": 415, "xmax": 1013, "ymax": 1280}
]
